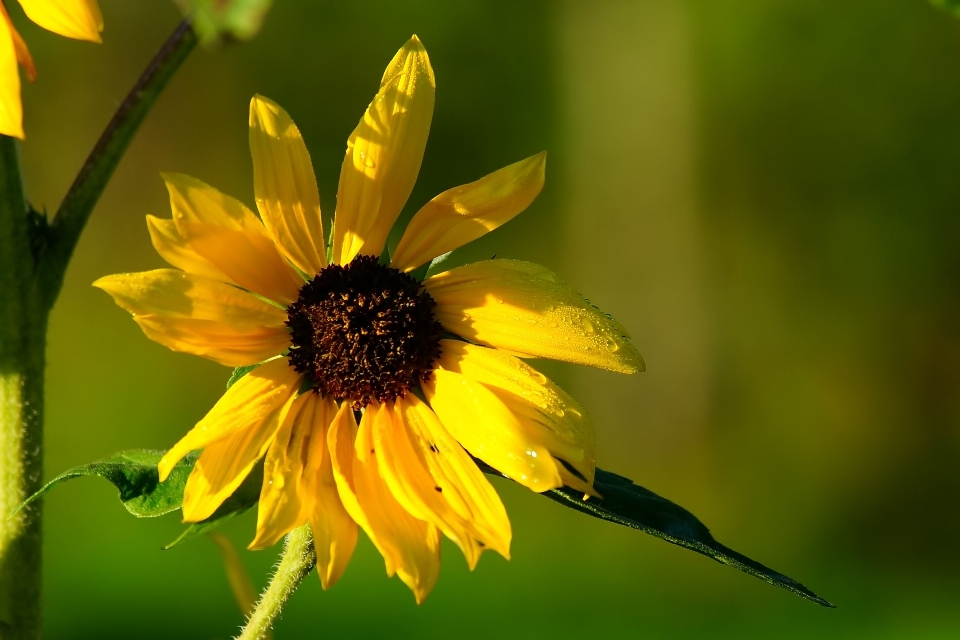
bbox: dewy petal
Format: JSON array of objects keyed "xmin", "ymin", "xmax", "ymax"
[
  {"xmin": 158, "ymin": 358, "xmax": 301, "ymax": 481},
  {"xmin": 93, "ymin": 269, "xmax": 290, "ymax": 367},
  {"xmin": 0, "ymin": 9, "xmax": 24, "ymax": 139},
  {"xmin": 19, "ymin": 0, "xmax": 103, "ymax": 42},
  {"xmin": 163, "ymin": 172, "xmax": 303, "ymax": 304},
  {"xmin": 423, "ymin": 368, "xmax": 563, "ymax": 493},
  {"xmin": 328, "ymin": 402, "xmax": 440, "ymax": 603},
  {"xmin": 249, "ymin": 95, "xmax": 326, "ymax": 276},
  {"xmin": 376, "ymin": 395, "xmax": 511, "ymax": 568},
  {"xmin": 426, "ymin": 260, "xmax": 645, "ymax": 374},
  {"xmin": 181, "ymin": 394, "xmax": 294, "ymax": 522},
  {"xmin": 438, "ymin": 340, "xmax": 597, "ymax": 494},
  {"xmin": 296, "ymin": 393, "xmax": 357, "ymax": 589},
  {"xmin": 332, "ymin": 35, "xmax": 435, "ymax": 265},
  {"xmin": 391, "ymin": 153, "xmax": 547, "ymax": 273}
]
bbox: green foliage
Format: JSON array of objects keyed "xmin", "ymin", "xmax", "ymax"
[
  {"xmin": 931, "ymin": 0, "xmax": 960, "ymax": 15},
  {"xmin": 14, "ymin": 450, "xmax": 198, "ymax": 518},
  {"xmin": 174, "ymin": 0, "xmax": 274, "ymax": 46},
  {"xmin": 227, "ymin": 364, "xmax": 260, "ymax": 389}
]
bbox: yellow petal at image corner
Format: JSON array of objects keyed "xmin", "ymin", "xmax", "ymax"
[
  {"xmin": 423, "ymin": 367, "xmax": 563, "ymax": 493},
  {"xmin": 391, "ymin": 152, "xmax": 547, "ymax": 273},
  {"xmin": 249, "ymin": 95, "xmax": 326, "ymax": 276},
  {"xmin": 163, "ymin": 173, "xmax": 303, "ymax": 303},
  {"xmin": 93, "ymin": 269, "xmax": 290, "ymax": 366},
  {"xmin": 426, "ymin": 260, "xmax": 645, "ymax": 374},
  {"xmin": 332, "ymin": 35, "xmax": 435, "ymax": 265},
  {"xmin": 158, "ymin": 358, "xmax": 302, "ymax": 481},
  {"xmin": 294, "ymin": 393, "xmax": 358, "ymax": 589},
  {"xmin": 381, "ymin": 395, "xmax": 512, "ymax": 566},
  {"xmin": 181, "ymin": 392, "xmax": 296, "ymax": 522},
  {"xmin": 328, "ymin": 402, "xmax": 440, "ymax": 603},
  {"xmin": 0, "ymin": 7, "xmax": 23, "ymax": 139},
  {"xmin": 438, "ymin": 340, "xmax": 598, "ymax": 495},
  {"xmin": 3, "ymin": 5, "xmax": 35, "ymax": 82},
  {"xmin": 147, "ymin": 215, "xmax": 232, "ymax": 284},
  {"xmin": 19, "ymin": 0, "xmax": 102, "ymax": 42}
]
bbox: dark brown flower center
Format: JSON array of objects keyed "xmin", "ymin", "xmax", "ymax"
[{"xmin": 286, "ymin": 255, "xmax": 444, "ymax": 409}]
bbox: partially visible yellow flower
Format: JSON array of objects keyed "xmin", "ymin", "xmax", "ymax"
[
  {"xmin": 0, "ymin": 0, "xmax": 103, "ymax": 138},
  {"xmin": 95, "ymin": 36, "xmax": 644, "ymax": 603}
]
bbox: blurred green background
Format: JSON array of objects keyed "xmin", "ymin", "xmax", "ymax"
[{"xmin": 11, "ymin": 0, "xmax": 960, "ymax": 637}]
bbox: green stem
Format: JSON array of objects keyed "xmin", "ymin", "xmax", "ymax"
[
  {"xmin": 40, "ymin": 18, "xmax": 197, "ymax": 308},
  {"xmin": 237, "ymin": 526, "xmax": 316, "ymax": 640},
  {"xmin": 0, "ymin": 19, "xmax": 197, "ymax": 640}
]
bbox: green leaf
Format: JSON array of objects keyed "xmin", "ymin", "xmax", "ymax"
[
  {"xmin": 14, "ymin": 450, "xmax": 198, "ymax": 518},
  {"xmin": 164, "ymin": 462, "xmax": 263, "ymax": 549},
  {"xmin": 481, "ymin": 462, "xmax": 834, "ymax": 607},
  {"xmin": 931, "ymin": 0, "xmax": 960, "ymax": 15},
  {"xmin": 174, "ymin": 0, "xmax": 274, "ymax": 46},
  {"xmin": 227, "ymin": 363, "xmax": 260, "ymax": 389}
]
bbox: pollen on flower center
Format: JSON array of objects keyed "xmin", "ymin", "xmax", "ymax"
[{"xmin": 286, "ymin": 255, "xmax": 444, "ymax": 409}]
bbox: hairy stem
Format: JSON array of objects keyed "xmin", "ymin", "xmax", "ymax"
[
  {"xmin": 40, "ymin": 18, "xmax": 197, "ymax": 307},
  {"xmin": 237, "ymin": 526, "xmax": 316, "ymax": 640}
]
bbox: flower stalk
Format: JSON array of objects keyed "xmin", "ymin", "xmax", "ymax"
[
  {"xmin": 0, "ymin": 19, "xmax": 197, "ymax": 640},
  {"xmin": 237, "ymin": 525, "xmax": 316, "ymax": 640}
]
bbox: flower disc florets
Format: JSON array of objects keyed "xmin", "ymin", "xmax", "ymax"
[{"xmin": 286, "ymin": 255, "xmax": 444, "ymax": 409}]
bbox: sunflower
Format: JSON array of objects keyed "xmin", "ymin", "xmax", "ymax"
[
  {"xmin": 95, "ymin": 36, "xmax": 644, "ymax": 602},
  {"xmin": 0, "ymin": 0, "xmax": 103, "ymax": 138}
]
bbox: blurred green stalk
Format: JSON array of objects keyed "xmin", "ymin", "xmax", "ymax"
[{"xmin": 0, "ymin": 20, "xmax": 196, "ymax": 639}]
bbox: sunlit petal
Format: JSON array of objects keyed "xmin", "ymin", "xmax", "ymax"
[
  {"xmin": 158, "ymin": 358, "xmax": 301, "ymax": 481},
  {"xmin": 18, "ymin": 0, "xmax": 102, "ymax": 42},
  {"xmin": 146, "ymin": 215, "xmax": 231, "ymax": 283},
  {"xmin": 391, "ymin": 153, "xmax": 546, "ymax": 272},
  {"xmin": 249, "ymin": 95, "xmax": 326, "ymax": 276},
  {"xmin": 93, "ymin": 269, "xmax": 289, "ymax": 366},
  {"xmin": 426, "ymin": 260, "xmax": 644, "ymax": 373},
  {"xmin": 332, "ymin": 35, "xmax": 435, "ymax": 264},
  {"xmin": 0, "ymin": 10, "xmax": 23, "ymax": 139}
]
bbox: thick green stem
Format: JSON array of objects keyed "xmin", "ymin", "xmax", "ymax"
[
  {"xmin": 237, "ymin": 526, "xmax": 316, "ymax": 640},
  {"xmin": 0, "ymin": 136, "xmax": 46, "ymax": 639}
]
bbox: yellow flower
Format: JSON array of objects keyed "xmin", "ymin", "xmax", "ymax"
[
  {"xmin": 0, "ymin": 0, "xmax": 103, "ymax": 138},
  {"xmin": 95, "ymin": 36, "xmax": 644, "ymax": 603}
]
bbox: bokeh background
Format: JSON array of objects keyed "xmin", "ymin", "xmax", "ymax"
[{"xmin": 12, "ymin": 0, "xmax": 960, "ymax": 637}]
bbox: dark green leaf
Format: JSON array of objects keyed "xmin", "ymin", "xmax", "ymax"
[
  {"xmin": 173, "ymin": 0, "xmax": 274, "ymax": 46},
  {"xmin": 164, "ymin": 462, "xmax": 263, "ymax": 549},
  {"xmin": 227, "ymin": 363, "xmax": 260, "ymax": 389},
  {"xmin": 14, "ymin": 450, "xmax": 198, "ymax": 518},
  {"xmin": 481, "ymin": 462, "xmax": 834, "ymax": 607},
  {"xmin": 931, "ymin": 0, "xmax": 960, "ymax": 15}
]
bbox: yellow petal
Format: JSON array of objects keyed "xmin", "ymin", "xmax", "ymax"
[
  {"xmin": 19, "ymin": 0, "xmax": 103, "ymax": 42},
  {"xmin": 93, "ymin": 269, "xmax": 289, "ymax": 367},
  {"xmin": 391, "ymin": 153, "xmax": 547, "ymax": 272},
  {"xmin": 423, "ymin": 368, "xmax": 562, "ymax": 493},
  {"xmin": 328, "ymin": 402, "xmax": 440, "ymax": 603},
  {"xmin": 249, "ymin": 95, "xmax": 326, "ymax": 276},
  {"xmin": 0, "ymin": 11, "xmax": 23, "ymax": 139},
  {"xmin": 181, "ymin": 393, "xmax": 293, "ymax": 522},
  {"xmin": 426, "ymin": 260, "xmax": 644, "ymax": 374},
  {"xmin": 332, "ymin": 35, "xmax": 435, "ymax": 264},
  {"xmin": 158, "ymin": 358, "xmax": 301, "ymax": 481},
  {"xmin": 163, "ymin": 172, "xmax": 304, "ymax": 304},
  {"xmin": 438, "ymin": 339, "xmax": 596, "ymax": 488},
  {"xmin": 249, "ymin": 392, "xmax": 312, "ymax": 550},
  {"xmin": 296, "ymin": 393, "xmax": 358, "ymax": 588},
  {"xmin": 376, "ymin": 395, "xmax": 511, "ymax": 568},
  {"xmin": 3, "ymin": 6, "xmax": 35, "ymax": 82},
  {"xmin": 146, "ymin": 215, "xmax": 231, "ymax": 283}
]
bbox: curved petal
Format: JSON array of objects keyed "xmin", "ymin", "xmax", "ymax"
[
  {"xmin": 328, "ymin": 402, "xmax": 440, "ymax": 603},
  {"xmin": 438, "ymin": 340, "xmax": 597, "ymax": 493},
  {"xmin": 158, "ymin": 358, "xmax": 302, "ymax": 481},
  {"xmin": 332, "ymin": 35, "xmax": 435, "ymax": 264},
  {"xmin": 0, "ymin": 11, "xmax": 23, "ymax": 139},
  {"xmin": 426, "ymin": 260, "xmax": 644, "ymax": 374},
  {"xmin": 19, "ymin": 0, "xmax": 102, "ymax": 42},
  {"xmin": 181, "ymin": 393, "xmax": 294, "ymax": 522},
  {"xmin": 4, "ymin": 7, "xmax": 35, "ymax": 82},
  {"xmin": 423, "ymin": 368, "xmax": 562, "ymax": 493},
  {"xmin": 296, "ymin": 393, "xmax": 358, "ymax": 589},
  {"xmin": 164, "ymin": 173, "xmax": 304, "ymax": 304},
  {"xmin": 375, "ymin": 395, "xmax": 511, "ymax": 568},
  {"xmin": 391, "ymin": 153, "xmax": 546, "ymax": 272},
  {"xmin": 93, "ymin": 269, "xmax": 290, "ymax": 366},
  {"xmin": 146, "ymin": 215, "xmax": 231, "ymax": 283},
  {"xmin": 249, "ymin": 95, "xmax": 326, "ymax": 276}
]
